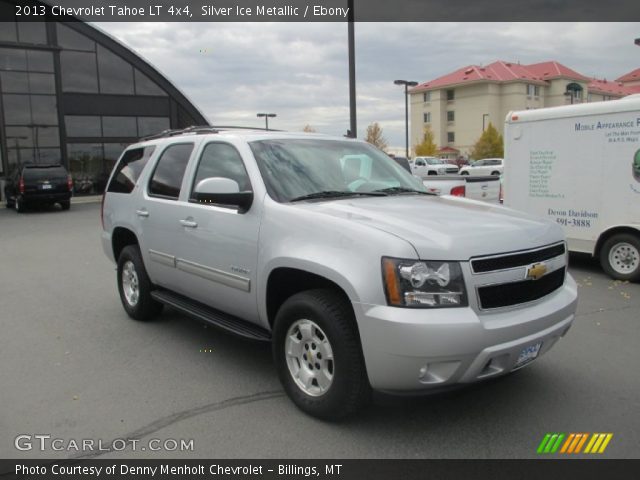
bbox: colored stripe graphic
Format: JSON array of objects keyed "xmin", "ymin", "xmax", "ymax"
[{"xmin": 538, "ymin": 433, "xmax": 613, "ymax": 454}]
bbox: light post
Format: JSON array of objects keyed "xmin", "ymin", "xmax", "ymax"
[
  {"xmin": 394, "ymin": 79, "xmax": 418, "ymax": 159},
  {"xmin": 635, "ymin": 37, "xmax": 640, "ymax": 46},
  {"xmin": 256, "ymin": 113, "xmax": 276, "ymax": 130},
  {"xmin": 482, "ymin": 114, "xmax": 489, "ymax": 131}
]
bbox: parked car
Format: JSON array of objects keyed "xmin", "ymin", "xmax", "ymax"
[
  {"xmin": 391, "ymin": 155, "xmax": 411, "ymax": 173},
  {"xmin": 412, "ymin": 156, "xmax": 459, "ymax": 176},
  {"xmin": 460, "ymin": 158, "xmax": 504, "ymax": 176},
  {"xmin": 101, "ymin": 127, "xmax": 577, "ymax": 419},
  {"xmin": 4, "ymin": 163, "xmax": 72, "ymax": 212}
]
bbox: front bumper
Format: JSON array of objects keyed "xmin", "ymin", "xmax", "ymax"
[{"xmin": 353, "ymin": 274, "xmax": 577, "ymax": 392}]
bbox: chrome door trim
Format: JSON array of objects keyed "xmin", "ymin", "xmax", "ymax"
[{"xmin": 176, "ymin": 258, "xmax": 251, "ymax": 292}]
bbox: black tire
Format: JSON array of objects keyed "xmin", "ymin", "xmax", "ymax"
[
  {"xmin": 427, "ymin": 171, "xmax": 437, "ymax": 176},
  {"xmin": 460, "ymin": 171, "xmax": 469, "ymax": 175},
  {"xmin": 117, "ymin": 245, "xmax": 163, "ymax": 321},
  {"xmin": 491, "ymin": 171, "xmax": 500, "ymax": 176},
  {"xmin": 599, "ymin": 233, "xmax": 640, "ymax": 282},
  {"xmin": 60, "ymin": 200, "xmax": 70, "ymax": 211},
  {"xmin": 273, "ymin": 289, "xmax": 371, "ymax": 420},
  {"xmin": 15, "ymin": 196, "xmax": 26, "ymax": 213}
]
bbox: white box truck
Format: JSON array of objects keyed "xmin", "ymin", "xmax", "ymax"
[{"xmin": 504, "ymin": 95, "xmax": 640, "ymax": 281}]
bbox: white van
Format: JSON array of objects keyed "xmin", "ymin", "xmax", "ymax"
[{"xmin": 504, "ymin": 95, "xmax": 640, "ymax": 281}]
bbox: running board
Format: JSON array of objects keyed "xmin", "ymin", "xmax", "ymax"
[{"xmin": 151, "ymin": 289, "xmax": 271, "ymax": 342}]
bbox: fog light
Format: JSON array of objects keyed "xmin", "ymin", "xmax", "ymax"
[{"xmin": 419, "ymin": 365, "xmax": 428, "ymax": 379}]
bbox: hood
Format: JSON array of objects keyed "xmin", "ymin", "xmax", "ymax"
[{"xmin": 293, "ymin": 195, "xmax": 563, "ymax": 260}]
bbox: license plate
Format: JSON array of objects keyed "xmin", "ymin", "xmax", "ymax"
[
  {"xmin": 514, "ymin": 342, "xmax": 542, "ymax": 369},
  {"xmin": 41, "ymin": 184, "xmax": 52, "ymax": 190}
]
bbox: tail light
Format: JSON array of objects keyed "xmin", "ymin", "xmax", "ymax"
[
  {"xmin": 18, "ymin": 176, "xmax": 25, "ymax": 194},
  {"xmin": 450, "ymin": 185, "xmax": 465, "ymax": 197},
  {"xmin": 67, "ymin": 175, "xmax": 73, "ymax": 192},
  {"xmin": 100, "ymin": 192, "xmax": 106, "ymax": 229}
]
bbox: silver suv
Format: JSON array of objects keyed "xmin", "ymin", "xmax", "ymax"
[{"xmin": 101, "ymin": 127, "xmax": 577, "ymax": 419}]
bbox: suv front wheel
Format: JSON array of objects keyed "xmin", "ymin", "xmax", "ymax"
[
  {"xmin": 273, "ymin": 289, "xmax": 371, "ymax": 420},
  {"xmin": 117, "ymin": 245, "xmax": 163, "ymax": 321}
]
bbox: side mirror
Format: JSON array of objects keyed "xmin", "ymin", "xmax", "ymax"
[{"xmin": 193, "ymin": 177, "xmax": 253, "ymax": 213}]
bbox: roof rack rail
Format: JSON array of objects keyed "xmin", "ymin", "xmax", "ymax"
[
  {"xmin": 210, "ymin": 125, "xmax": 283, "ymax": 132},
  {"xmin": 139, "ymin": 125, "xmax": 220, "ymax": 141}
]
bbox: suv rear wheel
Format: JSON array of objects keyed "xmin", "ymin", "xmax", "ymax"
[
  {"xmin": 117, "ymin": 245, "xmax": 163, "ymax": 321},
  {"xmin": 60, "ymin": 200, "xmax": 70, "ymax": 211},
  {"xmin": 273, "ymin": 289, "xmax": 370, "ymax": 420}
]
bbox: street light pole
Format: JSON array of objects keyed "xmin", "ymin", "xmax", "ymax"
[
  {"xmin": 256, "ymin": 113, "xmax": 276, "ymax": 130},
  {"xmin": 635, "ymin": 37, "xmax": 640, "ymax": 46},
  {"xmin": 394, "ymin": 79, "xmax": 418, "ymax": 159},
  {"xmin": 347, "ymin": 0, "xmax": 356, "ymax": 138},
  {"xmin": 482, "ymin": 114, "xmax": 489, "ymax": 131}
]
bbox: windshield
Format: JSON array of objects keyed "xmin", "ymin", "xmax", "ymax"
[{"xmin": 250, "ymin": 138, "xmax": 427, "ymax": 202}]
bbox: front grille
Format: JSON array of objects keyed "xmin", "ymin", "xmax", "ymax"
[
  {"xmin": 471, "ymin": 243, "xmax": 565, "ymax": 273},
  {"xmin": 445, "ymin": 167, "xmax": 458, "ymax": 174},
  {"xmin": 478, "ymin": 267, "xmax": 565, "ymax": 309}
]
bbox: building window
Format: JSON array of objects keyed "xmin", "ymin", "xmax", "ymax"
[
  {"xmin": 60, "ymin": 50, "xmax": 99, "ymax": 93},
  {"xmin": 134, "ymin": 69, "xmax": 167, "ymax": 96},
  {"xmin": 103, "ymin": 116, "xmax": 137, "ymax": 137},
  {"xmin": 423, "ymin": 112, "xmax": 431, "ymax": 123},
  {"xmin": 138, "ymin": 117, "xmax": 170, "ymax": 137},
  {"xmin": 0, "ymin": 22, "xmax": 18, "ymax": 42},
  {"xmin": 97, "ymin": 45, "xmax": 134, "ymax": 95},
  {"xmin": 446, "ymin": 89, "xmax": 455, "ymax": 101},
  {"xmin": 65, "ymin": 116, "xmax": 102, "ymax": 137},
  {"xmin": 447, "ymin": 132, "xmax": 455, "ymax": 143},
  {"xmin": 527, "ymin": 84, "xmax": 540, "ymax": 97},
  {"xmin": 423, "ymin": 92, "xmax": 431, "ymax": 102},
  {"xmin": 16, "ymin": 22, "xmax": 47, "ymax": 45},
  {"xmin": 447, "ymin": 110, "xmax": 455, "ymax": 122},
  {"xmin": 57, "ymin": 24, "xmax": 96, "ymax": 52}
]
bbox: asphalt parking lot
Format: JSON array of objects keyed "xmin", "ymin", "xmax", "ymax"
[{"xmin": 1, "ymin": 203, "xmax": 639, "ymax": 459}]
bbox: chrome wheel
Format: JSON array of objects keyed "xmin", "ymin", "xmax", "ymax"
[
  {"xmin": 285, "ymin": 319, "xmax": 334, "ymax": 397},
  {"xmin": 121, "ymin": 260, "xmax": 140, "ymax": 306},
  {"xmin": 608, "ymin": 242, "xmax": 640, "ymax": 275}
]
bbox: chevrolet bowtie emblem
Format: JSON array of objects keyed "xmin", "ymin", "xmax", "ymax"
[{"xmin": 526, "ymin": 263, "xmax": 548, "ymax": 281}]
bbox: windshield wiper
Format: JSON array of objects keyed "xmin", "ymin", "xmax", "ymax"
[
  {"xmin": 373, "ymin": 187, "xmax": 435, "ymax": 196},
  {"xmin": 289, "ymin": 190, "xmax": 387, "ymax": 202}
]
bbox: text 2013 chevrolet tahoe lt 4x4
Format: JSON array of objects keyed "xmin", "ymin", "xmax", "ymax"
[{"xmin": 101, "ymin": 127, "xmax": 578, "ymax": 419}]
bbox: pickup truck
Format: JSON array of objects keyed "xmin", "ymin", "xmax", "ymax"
[
  {"xmin": 420, "ymin": 175, "xmax": 501, "ymax": 203},
  {"xmin": 101, "ymin": 127, "xmax": 577, "ymax": 419},
  {"xmin": 412, "ymin": 156, "xmax": 459, "ymax": 176}
]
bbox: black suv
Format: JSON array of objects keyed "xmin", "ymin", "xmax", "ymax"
[{"xmin": 4, "ymin": 164, "xmax": 72, "ymax": 212}]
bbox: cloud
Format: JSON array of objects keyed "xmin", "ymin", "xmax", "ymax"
[{"xmin": 95, "ymin": 22, "xmax": 640, "ymax": 148}]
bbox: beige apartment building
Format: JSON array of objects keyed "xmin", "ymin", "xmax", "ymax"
[{"xmin": 409, "ymin": 61, "xmax": 639, "ymax": 159}]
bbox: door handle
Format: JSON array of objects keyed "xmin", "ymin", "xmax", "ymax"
[
  {"xmin": 180, "ymin": 219, "xmax": 198, "ymax": 228},
  {"xmin": 136, "ymin": 209, "xmax": 149, "ymax": 217}
]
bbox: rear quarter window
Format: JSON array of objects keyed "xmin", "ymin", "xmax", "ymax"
[
  {"xmin": 23, "ymin": 166, "xmax": 67, "ymax": 180},
  {"xmin": 107, "ymin": 146, "xmax": 156, "ymax": 194}
]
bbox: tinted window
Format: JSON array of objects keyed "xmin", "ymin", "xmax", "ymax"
[
  {"xmin": 138, "ymin": 117, "xmax": 170, "ymax": 137},
  {"xmin": 148, "ymin": 144, "xmax": 193, "ymax": 199},
  {"xmin": 107, "ymin": 146, "xmax": 156, "ymax": 194},
  {"xmin": 23, "ymin": 165, "xmax": 67, "ymax": 180},
  {"xmin": 28, "ymin": 73, "xmax": 56, "ymax": 94},
  {"xmin": 134, "ymin": 69, "xmax": 166, "ymax": 96},
  {"xmin": 97, "ymin": 45, "xmax": 134, "ymax": 94},
  {"xmin": 0, "ymin": 22, "xmax": 18, "ymax": 42},
  {"xmin": 0, "ymin": 48, "xmax": 27, "ymax": 71},
  {"xmin": 65, "ymin": 116, "xmax": 102, "ymax": 137},
  {"xmin": 27, "ymin": 50, "xmax": 54, "ymax": 72},
  {"xmin": 30, "ymin": 95, "xmax": 58, "ymax": 124},
  {"xmin": 0, "ymin": 72, "xmax": 29, "ymax": 93},
  {"xmin": 2, "ymin": 94, "xmax": 31, "ymax": 124},
  {"xmin": 60, "ymin": 51, "xmax": 98, "ymax": 93},
  {"xmin": 17, "ymin": 23, "xmax": 47, "ymax": 44},
  {"xmin": 190, "ymin": 143, "xmax": 251, "ymax": 200},
  {"xmin": 57, "ymin": 24, "xmax": 95, "ymax": 51},
  {"xmin": 103, "ymin": 116, "xmax": 137, "ymax": 137}
]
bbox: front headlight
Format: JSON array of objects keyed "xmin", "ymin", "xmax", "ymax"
[{"xmin": 382, "ymin": 257, "xmax": 468, "ymax": 308}]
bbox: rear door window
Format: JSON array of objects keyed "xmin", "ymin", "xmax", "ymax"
[
  {"xmin": 148, "ymin": 143, "xmax": 194, "ymax": 200},
  {"xmin": 107, "ymin": 146, "xmax": 156, "ymax": 194}
]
